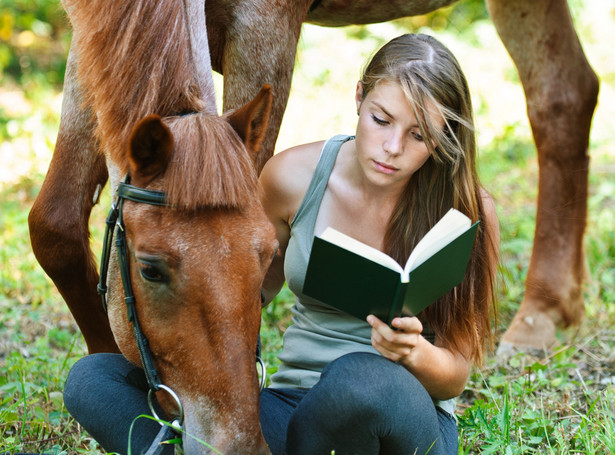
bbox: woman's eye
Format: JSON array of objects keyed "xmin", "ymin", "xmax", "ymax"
[
  {"xmin": 371, "ymin": 115, "xmax": 388, "ymax": 126},
  {"xmin": 140, "ymin": 265, "xmax": 165, "ymax": 282},
  {"xmin": 412, "ymin": 131, "xmax": 424, "ymax": 142}
]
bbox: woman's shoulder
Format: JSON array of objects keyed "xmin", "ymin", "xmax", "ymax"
[
  {"xmin": 260, "ymin": 140, "xmax": 325, "ymax": 200},
  {"xmin": 259, "ymin": 140, "xmax": 326, "ymax": 219},
  {"xmin": 265, "ymin": 140, "xmax": 325, "ymax": 171}
]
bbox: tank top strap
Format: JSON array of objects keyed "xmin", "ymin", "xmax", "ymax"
[{"xmin": 290, "ymin": 134, "xmax": 354, "ymax": 230}]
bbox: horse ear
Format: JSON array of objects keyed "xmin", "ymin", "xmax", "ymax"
[
  {"xmin": 226, "ymin": 84, "xmax": 273, "ymax": 168},
  {"xmin": 128, "ymin": 115, "xmax": 173, "ymax": 185}
]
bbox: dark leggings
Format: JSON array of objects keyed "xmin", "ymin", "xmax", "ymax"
[{"xmin": 64, "ymin": 352, "xmax": 457, "ymax": 454}]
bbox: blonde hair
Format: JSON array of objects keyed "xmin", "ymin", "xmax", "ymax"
[{"xmin": 360, "ymin": 34, "xmax": 496, "ymax": 364}]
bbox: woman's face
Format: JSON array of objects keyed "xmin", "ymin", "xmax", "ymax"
[{"xmin": 354, "ymin": 80, "xmax": 444, "ymax": 190}]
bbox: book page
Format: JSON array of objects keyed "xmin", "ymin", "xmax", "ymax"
[
  {"xmin": 319, "ymin": 227, "xmax": 403, "ymax": 274},
  {"xmin": 403, "ymin": 209, "xmax": 471, "ymax": 276}
]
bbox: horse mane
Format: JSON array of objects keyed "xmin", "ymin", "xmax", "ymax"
[
  {"xmin": 66, "ymin": 0, "xmax": 206, "ymax": 170},
  {"xmin": 66, "ymin": 0, "xmax": 258, "ymax": 207},
  {"xmin": 163, "ymin": 114, "xmax": 260, "ymax": 210}
]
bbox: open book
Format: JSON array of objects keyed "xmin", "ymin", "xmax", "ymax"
[{"xmin": 303, "ymin": 208, "xmax": 479, "ymax": 325}]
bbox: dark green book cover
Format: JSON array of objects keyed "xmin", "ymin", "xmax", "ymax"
[{"xmin": 303, "ymin": 220, "xmax": 479, "ymax": 325}]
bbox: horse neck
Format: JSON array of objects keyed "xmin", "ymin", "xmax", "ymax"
[{"xmin": 65, "ymin": 0, "xmax": 215, "ymax": 171}]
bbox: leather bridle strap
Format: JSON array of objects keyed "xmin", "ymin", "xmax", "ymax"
[
  {"xmin": 117, "ymin": 182, "xmax": 167, "ymax": 206},
  {"xmin": 97, "ymin": 177, "xmax": 168, "ymax": 392},
  {"xmin": 97, "ymin": 182, "xmax": 166, "ymax": 310}
]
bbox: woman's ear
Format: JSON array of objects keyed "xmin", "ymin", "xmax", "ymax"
[{"xmin": 355, "ymin": 81, "xmax": 364, "ymax": 115}]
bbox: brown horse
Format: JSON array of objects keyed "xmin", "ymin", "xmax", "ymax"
[
  {"xmin": 29, "ymin": 0, "xmax": 275, "ymax": 452},
  {"xmin": 204, "ymin": 0, "xmax": 600, "ymax": 353},
  {"xmin": 33, "ymin": 1, "xmax": 597, "ymax": 360}
]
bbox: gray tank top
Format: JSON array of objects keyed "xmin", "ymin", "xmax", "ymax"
[
  {"xmin": 269, "ymin": 135, "xmax": 455, "ymax": 415},
  {"xmin": 270, "ymin": 135, "xmax": 376, "ymax": 389}
]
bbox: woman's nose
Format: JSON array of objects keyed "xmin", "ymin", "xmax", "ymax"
[{"xmin": 383, "ymin": 130, "xmax": 403, "ymax": 156}]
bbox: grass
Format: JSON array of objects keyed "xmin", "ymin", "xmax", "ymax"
[{"xmin": 1, "ymin": 1, "xmax": 614, "ymax": 453}]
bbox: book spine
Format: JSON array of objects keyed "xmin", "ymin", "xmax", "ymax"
[{"xmin": 386, "ymin": 281, "xmax": 404, "ymax": 325}]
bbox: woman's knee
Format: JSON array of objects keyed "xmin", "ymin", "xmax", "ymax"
[
  {"xmin": 321, "ymin": 352, "xmax": 429, "ymax": 404},
  {"xmin": 301, "ymin": 352, "xmax": 430, "ymax": 422},
  {"xmin": 287, "ymin": 353, "xmax": 443, "ymax": 454},
  {"xmin": 64, "ymin": 353, "xmax": 138, "ymax": 415},
  {"xmin": 64, "ymin": 354, "xmax": 102, "ymax": 413}
]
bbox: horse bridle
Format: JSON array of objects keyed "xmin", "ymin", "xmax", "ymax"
[
  {"xmin": 97, "ymin": 176, "xmax": 184, "ymax": 455},
  {"xmin": 98, "ymin": 177, "xmax": 166, "ymax": 384},
  {"xmin": 97, "ymin": 176, "xmax": 267, "ymax": 447}
]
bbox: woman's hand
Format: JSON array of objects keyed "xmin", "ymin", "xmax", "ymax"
[
  {"xmin": 367, "ymin": 315, "xmax": 423, "ymax": 367},
  {"xmin": 367, "ymin": 314, "xmax": 472, "ymax": 400}
]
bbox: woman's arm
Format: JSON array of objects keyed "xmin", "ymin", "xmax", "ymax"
[
  {"xmin": 259, "ymin": 142, "xmax": 324, "ymax": 304},
  {"xmin": 259, "ymin": 153, "xmax": 293, "ymax": 304}
]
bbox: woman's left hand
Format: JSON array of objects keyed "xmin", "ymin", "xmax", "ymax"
[{"xmin": 367, "ymin": 315, "xmax": 424, "ymax": 368}]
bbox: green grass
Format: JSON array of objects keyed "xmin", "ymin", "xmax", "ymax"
[{"xmin": 1, "ymin": 1, "xmax": 614, "ymax": 453}]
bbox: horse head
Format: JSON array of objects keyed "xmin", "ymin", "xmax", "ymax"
[
  {"xmin": 104, "ymin": 86, "xmax": 276, "ymax": 453},
  {"xmin": 59, "ymin": 0, "xmax": 277, "ymax": 449}
]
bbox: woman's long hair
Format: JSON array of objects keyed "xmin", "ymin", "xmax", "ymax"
[{"xmin": 359, "ymin": 34, "xmax": 498, "ymax": 364}]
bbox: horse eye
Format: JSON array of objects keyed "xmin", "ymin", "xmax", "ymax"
[{"xmin": 139, "ymin": 264, "xmax": 165, "ymax": 283}]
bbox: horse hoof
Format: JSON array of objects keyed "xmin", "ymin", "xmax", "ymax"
[
  {"xmin": 497, "ymin": 308, "xmax": 558, "ymax": 357},
  {"xmin": 496, "ymin": 340, "xmax": 550, "ymax": 359}
]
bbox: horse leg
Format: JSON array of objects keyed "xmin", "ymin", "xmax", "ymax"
[
  {"xmin": 28, "ymin": 45, "xmax": 119, "ymax": 354},
  {"xmin": 207, "ymin": 1, "xmax": 310, "ymax": 173},
  {"xmin": 486, "ymin": 0, "xmax": 599, "ymax": 353}
]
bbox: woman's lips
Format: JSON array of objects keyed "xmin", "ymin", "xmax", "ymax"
[{"xmin": 373, "ymin": 160, "xmax": 399, "ymax": 174}]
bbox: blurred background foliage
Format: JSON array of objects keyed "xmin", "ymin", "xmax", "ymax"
[
  {"xmin": 0, "ymin": 0, "xmax": 70, "ymax": 90},
  {"xmin": 0, "ymin": 0, "xmax": 490, "ymax": 93}
]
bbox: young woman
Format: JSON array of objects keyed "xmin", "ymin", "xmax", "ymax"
[
  {"xmin": 257, "ymin": 33, "xmax": 499, "ymax": 454},
  {"xmin": 64, "ymin": 33, "xmax": 498, "ymax": 454}
]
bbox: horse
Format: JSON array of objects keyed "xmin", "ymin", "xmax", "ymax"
[
  {"xmin": 28, "ymin": 0, "xmax": 275, "ymax": 452},
  {"xmin": 204, "ymin": 0, "xmax": 600, "ymax": 354}
]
